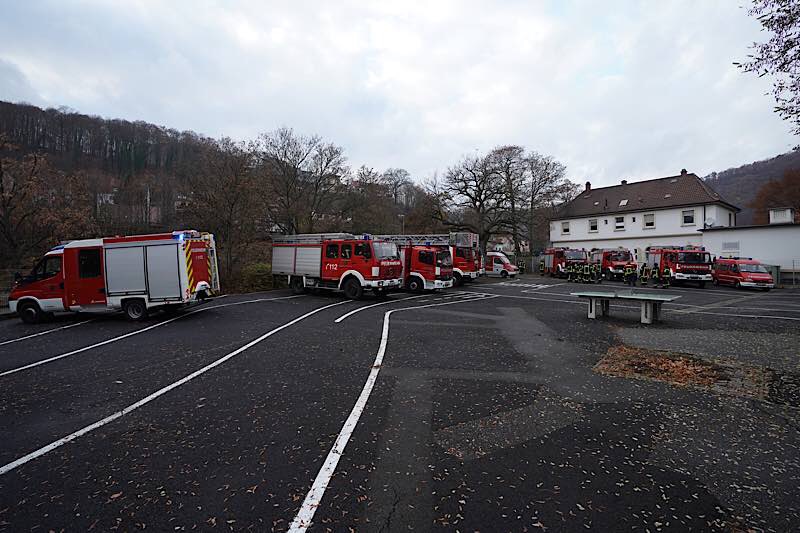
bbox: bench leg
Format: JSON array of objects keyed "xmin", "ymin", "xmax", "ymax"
[
  {"xmin": 588, "ymin": 298, "xmax": 597, "ymax": 319},
  {"xmin": 602, "ymin": 299, "xmax": 610, "ymax": 316},
  {"xmin": 640, "ymin": 301, "xmax": 654, "ymax": 324}
]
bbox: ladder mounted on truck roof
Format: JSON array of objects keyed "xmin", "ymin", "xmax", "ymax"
[
  {"xmin": 271, "ymin": 233, "xmax": 359, "ymax": 244},
  {"xmin": 374, "ymin": 234, "xmax": 452, "ymax": 246}
]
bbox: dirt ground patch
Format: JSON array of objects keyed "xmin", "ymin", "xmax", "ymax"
[
  {"xmin": 595, "ymin": 345, "xmax": 722, "ymax": 387},
  {"xmin": 595, "ymin": 345, "xmax": 800, "ymax": 409}
]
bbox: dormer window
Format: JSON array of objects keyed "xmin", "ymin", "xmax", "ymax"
[
  {"xmin": 593, "ymin": 201, "xmax": 599, "ymax": 206},
  {"xmin": 619, "ymin": 199, "xmax": 628, "ymax": 207},
  {"xmin": 664, "ymin": 193, "xmax": 672, "ymax": 199}
]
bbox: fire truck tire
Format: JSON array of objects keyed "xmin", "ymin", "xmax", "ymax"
[
  {"xmin": 453, "ymin": 272, "xmax": 463, "ymax": 287},
  {"xmin": 698, "ymin": 281, "xmax": 706, "ymax": 289},
  {"xmin": 407, "ymin": 277, "xmax": 424, "ymax": 292},
  {"xmin": 122, "ymin": 299, "xmax": 148, "ymax": 321},
  {"xmin": 290, "ymin": 277, "xmax": 305, "ymax": 295},
  {"xmin": 18, "ymin": 301, "xmax": 43, "ymax": 324},
  {"xmin": 500, "ymin": 270, "xmax": 508, "ymax": 278},
  {"xmin": 343, "ymin": 278, "xmax": 363, "ymax": 300}
]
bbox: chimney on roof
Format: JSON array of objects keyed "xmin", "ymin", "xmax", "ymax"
[
  {"xmin": 585, "ymin": 181, "xmax": 591, "ymax": 191},
  {"xmin": 620, "ymin": 179, "xmax": 627, "ymax": 185},
  {"xmin": 681, "ymin": 169, "xmax": 687, "ymax": 175}
]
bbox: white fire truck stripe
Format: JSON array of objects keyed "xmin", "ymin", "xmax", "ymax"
[
  {"xmin": 0, "ymin": 299, "xmax": 350, "ymax": 477},
  {"xmin": 333, "ymin": 294, "xmax": 428, "ymax": 323},
  {"xmin": 288, "ymin": 295, "xmax": 497, "ymax": 532},
  {"xmin": 0, "ymin": 295, "xmax": 304, "ymax": 378},
  {"xmin": 0, "ymin": 319, "xmax": 94, "ymax": 347}
]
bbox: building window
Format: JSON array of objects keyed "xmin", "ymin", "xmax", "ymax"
[
  {"xmin": 589, "ymin": 219, "xmax": 598, "ymax": 232},
  {"xmin": 561, "ymin": 221, "xmax": 570, "ymax": 234},
  {"xmin": 614, "ymin": 216, "xmax": 625, "ymax": 231},
  {"xmin": 644, "ymin": 213, "xmax": 655, "ymax": 228},
  {"xmin": 619, "ymin": 199, "xmax": 628, "ymax": 206},
  {"xmin": 682, "ymin": 209, "xmax": 695, "ymax": 225}
]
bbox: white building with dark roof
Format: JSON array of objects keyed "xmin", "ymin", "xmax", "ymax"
[{"xmin": 549, "ymin": 170, "xmax": 739, "ymax": 262}]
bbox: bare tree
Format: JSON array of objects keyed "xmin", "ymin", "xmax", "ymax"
[
  {"xmin": 525, "ymin": 152, "xmax": 569, "ymax": 251},
  {"xmin": 185, "ymin": 138, "xmax": 259, "ymax": 280},
  {"xmin": 381, "ymin": 168, "xmax": 412, "ymax": 206},
  {"xmin": 488, "ymin": 145, "xmax": 527, "ymax": 254},
  {"xmin": 257, "ymin": 127, "xmax": 346, "ymax": 233},
  {"xmin": 440, "ymin": 153, "xmax": 510, "ymax": 255},
  {"xmin": 737, "ymin": 0, "xmax": 800, "ymax": 136}
]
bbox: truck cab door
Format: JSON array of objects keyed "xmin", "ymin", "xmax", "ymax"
[
  {"xmin": 322, "ymin": 243, "xmax": 340, "ymax": 281},
  {"xmin": 20, "ymin": 255, "xmax": 66, "ymax": 311},
  {"xmin": 68, "ymin": 247, "xmax": 107, "ymax": 307}
]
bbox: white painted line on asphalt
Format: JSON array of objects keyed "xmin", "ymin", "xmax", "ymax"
[
  {"xmin": 288, "ymin": 294, "xmax": 496, "ymax": 532},
  {"xmin": 0, "ymin": 295, "xmax": 305, "ymax": 378},
  {"xmin": 334, "ymin": 294, "xmax": 428, "ymax": 323},
  {"xmin": 456, "ymin": 290, "xmax": 800, "ymax": 321},
  {"xmin": 0, "ymin": 319, "xmax": 94, "ymax": 347},
  {"xmin": 0, "ymin": 299, "xmax": 350, "ymax": 477}
]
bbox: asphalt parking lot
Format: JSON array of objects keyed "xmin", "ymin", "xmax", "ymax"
[{"xmin": 1, "ymin": 276, "xmax": 799, "ymax": 532}]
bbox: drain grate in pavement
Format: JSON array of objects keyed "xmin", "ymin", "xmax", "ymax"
[{"xmin": 595, "ymin": 345, "xmax": 800, "ymax": 409}]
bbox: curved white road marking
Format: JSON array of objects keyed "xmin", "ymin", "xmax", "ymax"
[
  {"xmin": 0, "ymin": 295, "xmax": 305, "ymax": 378},
  {"xmin": 334, "ymin": 294, "xmax": 428, "ymax": 323},
  {"xmin": 0, "ymin": 319, "xmax": 94, "ymax": 347},
  {"xmin": 0, "ymin": 299, "xmax": 350, "ymax": 477},
  {"xmin": 288, "ymin": 294, "xmax": 496, "ymax": 532}
]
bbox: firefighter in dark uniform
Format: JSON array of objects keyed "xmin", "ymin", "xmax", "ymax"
[
  {"xmin": 623, "ymin": 264, "xmax": 634, "ymax": 286},
  {"xmin": 654, "ymin": 264, "xmax": 663, "ymax": 288},
  {"xmin": 566, "ymin": 263, "xmax": 573, "ymax": 282},
  {"xmin": 583, "ymin": 262, "xmax": 591, "ymax": 284},
  {"xmin": 539, "ymin": 259, "xmax": 545, "ymax": 276},
  {"xmin": 639, "ymin": 263, "xmax": 649, "ymax": 287},
  {"xmin": 593, "ymin": 262, "xmax": 602, "ymax": 284},
  {"xmin": 662, "ymin": 265, "xmax": 672, "ymax": 288}
]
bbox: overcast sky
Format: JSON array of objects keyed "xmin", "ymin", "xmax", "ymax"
[{"xmin": 0, "ymin": 0, "xmax": 794, "ymax": 186}]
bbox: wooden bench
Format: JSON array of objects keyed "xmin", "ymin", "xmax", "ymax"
[{"xmin": 570, "ymin": 290, "xmax": 681, "ymax": 324}]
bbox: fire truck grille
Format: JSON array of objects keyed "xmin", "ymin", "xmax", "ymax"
[
  {"xmin": 681, "ymin": 268, "xmax": 709, "ymax": 275},
  {"xmin": 382, "ymin": 266, "xmax": 401, "ymax": 278}
]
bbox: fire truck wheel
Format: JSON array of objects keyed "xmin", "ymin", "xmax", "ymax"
[
  {"xmin": 123, "ymin": 299, "xmax": 148, "ymax": 321},
  {"xmin": 698, "ymin": 281, "xmax": 706, "ymax": 289},
  {"xmin": 500, "ymin": 270, "xmax": 508, "ymax": 278},
  {"xmin": 343, "ymin": 278, "xmax": 363, "ymax": 300},
  {"xmin": 453, "ymin": 273, "xmax": 463, "ymax": 287},
  {"xmin": 18, "ymin": 301, "xmax": 43, "ymax": 324},
  {"xmin": 290, "ymin": 277, "xmax": 305, "ymax": 295},
  {"xmin": 407, "ymin": 277, "xmax": 424, "ymax": 293}
]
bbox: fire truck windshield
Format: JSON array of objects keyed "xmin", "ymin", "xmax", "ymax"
[
  {"xmin": 372, "ymin": 242, "xmax": 399, "ymax": 260},
  {"xmin": 437, "ymin": 250, "xmax": 452, "ymax": 266},
  {"xmin": 608, "ymin": 251, "xmax": 631, "ymax": 262},
  {"xmin": 677, "ymin": 252, "xmax": 711, "ymax": 264},
  {"xmin": 565, "ymin": 250, "xmax": 586, "ymax": 260},
  {"xmin": 740, "ymin": 263, "xmax": 768, "ymax": 273}
]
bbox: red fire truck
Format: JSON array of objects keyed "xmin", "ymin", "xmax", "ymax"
[
  {"xmin": 375, "ymin": 235, "xmax": 454, "ymax": 291},
  {"xmin": 376, "ymin": 232, "xmax": 479, "ymax": 286},
  {"xmin": 542, "ymin": 247, "xmax": 588, "ymax": 277},
  {"xmin": 448, "ymin": 232, "xmax": 481, "ymax": 285},
  {"xmin": 646, "ymin": 245, "xmax": 713, "ymax": 288},
  {"xmin": 272, "ymin": 233, "xmax": 404, "ymax": 299},
  {"xmin": 9, "ymin": 230, "xmax": 220, "ymax": 323},
  {"xmin": 590, "ymin": 247, "xmax": 637, "ymax": 281}
]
